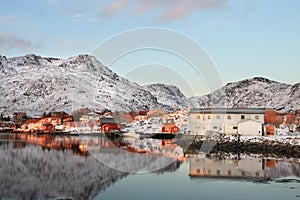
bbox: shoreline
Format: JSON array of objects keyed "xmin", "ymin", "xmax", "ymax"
[
  {"xmin": 184, "ymin": 135, "xmax": 300, "ymax": 158},
  {"xmin": 1, "ymin": 131, "xmax": 299, "ymax": 158}
]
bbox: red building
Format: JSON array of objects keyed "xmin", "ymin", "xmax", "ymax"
[
  {"xmin": 100, "ymin": 117, "xmax": 121, "ymax": 132},
  {"xmin": 162, "ymin": 122, "xmax": 179, "ymax": 133}
]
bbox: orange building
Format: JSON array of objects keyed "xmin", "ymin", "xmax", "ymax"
[{"xmin": 265, "ymin": 125, "xmax": 275, "ymax": 136}]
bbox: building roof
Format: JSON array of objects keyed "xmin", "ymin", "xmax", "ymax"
[
  {"xmin": 163, "ymin": 122, "xmax": 176, "ymax": 128},
  {"xmin": 88, "ymin": 112, "xmax": 99, "ymax": 117},
  {"xmin": 190, "ymin": 108, "xmax": 266, "ymax": 114},
  {"xmin": 189, "ymin": 174, "xmax": 265, "ymax": 180},
  {"xmin": 238, "ymin": 119, "xmax": 263, "ymax": 124},
  {"xmin": 100, "ymin": 117, "xmax": 121, "ymax": 124}
]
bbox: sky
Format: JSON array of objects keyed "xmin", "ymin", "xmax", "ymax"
[{"xmin": 0, "ymin": 0, "xmax": 299, "ymax": 97}]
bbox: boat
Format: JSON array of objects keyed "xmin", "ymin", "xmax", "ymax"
[{"xmin": 121, "ymin": 132, "xmax": 140, "ymax": 139}]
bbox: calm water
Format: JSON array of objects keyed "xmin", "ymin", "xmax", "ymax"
[{"xmin": 0, "ymin": 133, "xmax": 299, "ymax": 200}]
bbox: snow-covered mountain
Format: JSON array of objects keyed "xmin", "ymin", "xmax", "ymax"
[
  {"xmin": 144, "ymin": 83, "xmax": 191, "ymax": 109},
  {"xmin": 1, "ymin": 54, "xmax": 299, "ymax": 115},
  {"xmin": 0, "ymin": 54, "xmax": 188, "ymax": 115},
  {"xmin": 189, "ymin": 77, "xmax": 300, "ymax": 111}
]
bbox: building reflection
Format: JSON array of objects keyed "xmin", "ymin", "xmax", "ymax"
[
  {"xmin": 0, "ymin": 133, "xmax": 96, "ymax": 156},
  {"xmin": 189, "ymin": 154, "xmax": 300, "ymax": 180},
  {"xmin": 0, "ymin": 133, "xmax": 186, "ymax": 161}
]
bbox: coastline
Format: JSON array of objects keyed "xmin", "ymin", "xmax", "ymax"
[
  {"xmin": 1, "ymin": 131, "xmax": 299, "ymax": 158},
  {"xmin": 184, "ymin": 134, "xmax": 300, "ymax": 158}
]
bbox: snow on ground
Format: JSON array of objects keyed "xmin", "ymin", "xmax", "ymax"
[
  {"xmin": 237, "ymin": 135, "xmax": 300, "ymax": 147},
  {"xmin": 123, "ymin": 109, "xmax": 190, "ymax": 134},
  {"xmin": 122, "ymin": 116, "xmax": 163, "ymax": 133},
  {"xmin": 189, "ymin": 77, "xmax": 300, "ymax": 112},
  {"xmin": 0, "ymin": 54, "xmax": 190, "ymax": 115},
  {"xmin": 195, "ymin": 133, "xmax": 299, "ymax": 147}
]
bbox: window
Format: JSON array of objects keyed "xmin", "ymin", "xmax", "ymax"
[
  {"xmin": 216, "ymin": 115, "xmax": 220, "ymax": 119},
  {"xmin": 213, "ymin": 126, "xmax": 218, "ymax": 129},
  {"xmin": 233, "ymin": 126, "xmax": 238, "ymax": 130},
  {"xmin": 216, "ymin": 169, "xmax": 221, "ymax": 175},
  {"xmin": 241, "ymin": 171, "xmax": 245, "ymax": 176},
  {"xmin": 208, "ymin": 114, "xmax": 211, "ymax": 119},
  {"xmin": 227, "ymin": 115, "xmax": 232, "ymax": 120},
  {"xmin": 255, "ymin": 115, "xmax": 259, "ymax": 120},
  {"xmin": 195, "ymin": 158, "xmax": 200, "ymax": 162},
  {"xmin": 241, "ymin": 115, "xmax": 245, "ymax": 119},
  {"xmin": 207, "ymin": 169, "xmax": 211, "ymax": 174},
  {"xmin": 196, "ymin": 169, "xmax": 200, "ymax": 173},
  {"xmin": 196, "ymin": 125, "xmax": 205, "ymax": 130},
  {"xmin": 228, "ymin": 170, "xmax": 232, "ymax": 175},
  {"xmin": 197, "ymin": 115, "xmax": 201, "ymax": 119}
]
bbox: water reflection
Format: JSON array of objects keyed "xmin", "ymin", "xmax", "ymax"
[
  {"xmin": 0, "ymin": 133, "xmax": 183, "ymax": 199},
  {"xmin": 89, "ymin": 137, "xmax": 185, "ymax": 173},
  {"xmin": 0, "ymin": 133, "xmax": 299, "ymax": 200},
  {"xmin": 0, "ymin": 140, "xmax": 126, "ymax": 200},
  {"xmin": 189, "ymin": 154, "xmax": 300, "ymax": 180},
  {"xmin": 0, "ymin": 133, "xmax": 93, "ymax": 156}
]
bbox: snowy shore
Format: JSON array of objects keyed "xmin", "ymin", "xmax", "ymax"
[{"xmin": 186, "ymin": 134, "xmax": 300, "ymax": 158}]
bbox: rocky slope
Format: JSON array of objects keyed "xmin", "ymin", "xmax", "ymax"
[
  {"xmin": 1, "ymin": 54, "xmax": 299, "ymax": 115},
  {"xmin": 0, "ymin": 54, "xmax": 188, "ymax": 115},
  {"xmin": 189, "ymin": 77, "xmax": 300, "ymax": 112},
  {"xmin": 143, "ymin": 83, "xmax": 191, "ymax": 110}
]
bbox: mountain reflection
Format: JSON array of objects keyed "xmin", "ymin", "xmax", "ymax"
[
  {"xmin": 0, "ymin": 133, "xmax": 182, "ymax": 199},
  {"xmin": 0, "ymin": 141, "xmax": 128, "ymax": 200}
]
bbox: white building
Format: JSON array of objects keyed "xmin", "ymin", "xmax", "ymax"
[
  {"xmin": 238, "ymin": 120, "xmax": 263, "ymax": 136},
  {"xmin": 189, "ymin": 108, "xmax": 265, "ymax": 136}
]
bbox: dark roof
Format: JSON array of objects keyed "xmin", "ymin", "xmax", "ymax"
[
  {"xmin": 189, "ymin": 174, "xmax": 266, "ymax": 181},
  {"xmin": 100, "ymin": 117, "xmax": 121, "ymax": 124},
  {"xmin": 190, "ymin": 108, "xmax": 266, "ymax": 114}
]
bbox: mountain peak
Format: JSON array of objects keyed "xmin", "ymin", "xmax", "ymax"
[
  {"xmin": 144, "ymin": 83, "xmax": 191, "ymax": 109},
  {"xmin": 0, "ymin": 54, "xmax": 189, "ymax": 114},
  {"xmin": 251, "ymin": 77, "xmax": 272, "ymax": 83},
  {"xmin": 225, "ymin": 76, "xmax": 287, "ymax": 87},
  {"xmin": 1, "ymin": 53, "xmax": 299, "ymax": 113},
  {"xmin": 190, "ymin": 77, "xmax": 299, "ymax": 111},
  {"xmin": 68, "ymin": 54, "xmax": 96, "ymax": 62}
]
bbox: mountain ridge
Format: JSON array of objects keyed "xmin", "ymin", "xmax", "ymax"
[
  {"xmin": 0, "ymin": 54, "xmax": 188, "ymax": 115},
  {"xmin": 189, "ymin": 76, "xmax": 300, "ymax": 112},
  {"xmin": 1, "ymin": 54, "xmax": 299, "ymax": 114}
]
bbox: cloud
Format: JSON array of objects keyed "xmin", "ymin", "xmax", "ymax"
[
  {"xmin": 72, "ymin": 14, "xmax": 85, "ymax": 18},
  {"xmin": 0, "ymin": 32, "xmax": 32, "ymax": 50},
  {"xmin": 0, "ymin": 15, "xmax": 16, "ymax": 24},
  {"xmin": 100, "ymin": 0, "xmax": 228, "ymax": 22},
  {"xmin": 101, "ymin": 0, "xmax": 131, "ymax": 17}
]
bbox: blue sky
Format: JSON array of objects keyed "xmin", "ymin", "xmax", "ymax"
[{"xmin": 0, "ymin": 0, "xmax": 299, "ymax": 97}]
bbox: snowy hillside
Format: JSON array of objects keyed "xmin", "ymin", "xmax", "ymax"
[
  {"xmin": 1, "ymin": 54, "xmax": 299, "ymax": 115},
  {"xmin": 144, "ymin": 83, "xmax": 191, "ymax": 109},
  {"xmin": 189, "ymin": 77, "xmax": 300, "ymax": 111},
  {"xmin": 0, "ymin": 54, "xmax": 189, "ymax": 115}
]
